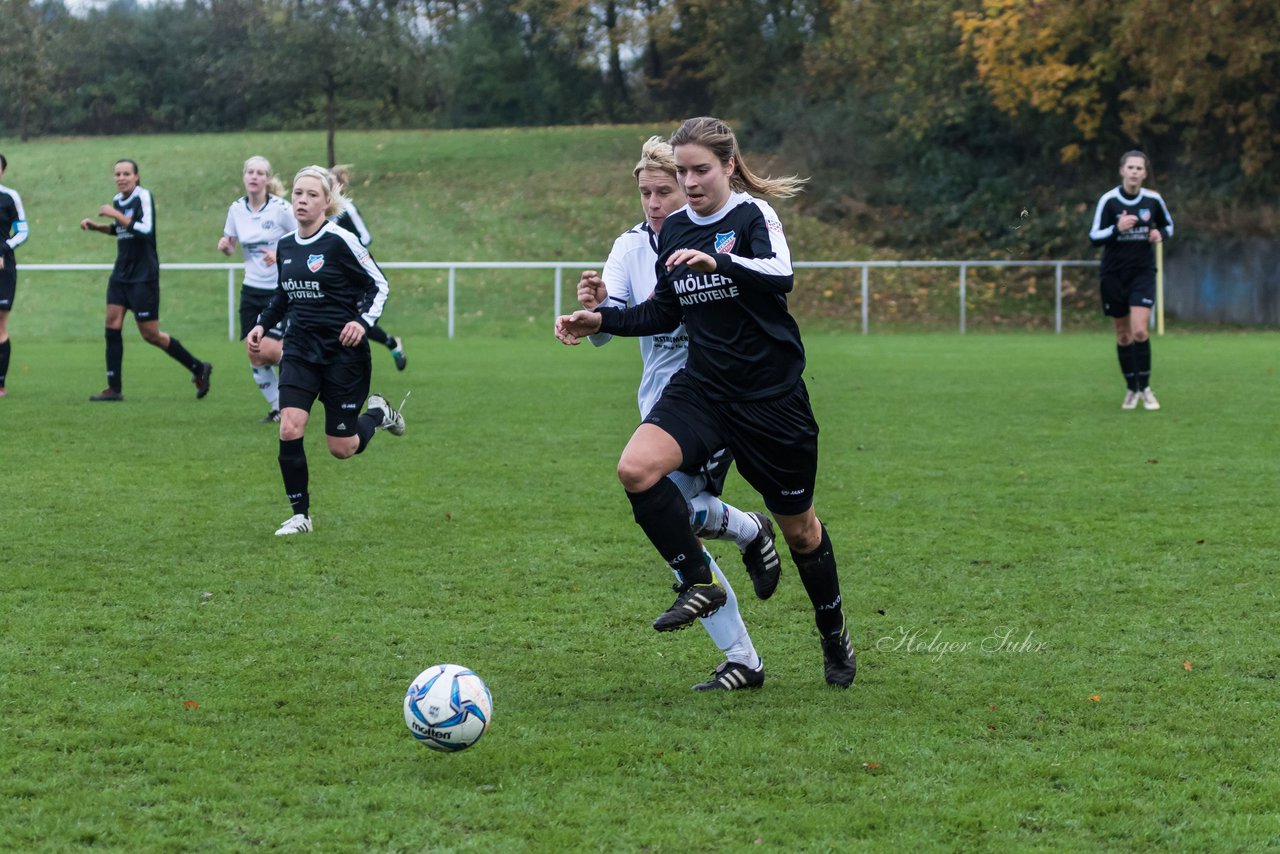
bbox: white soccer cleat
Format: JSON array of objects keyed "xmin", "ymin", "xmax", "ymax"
[
  {"xmin": 1121, "ymin": 390, "xmax": 1139, "ymax": 410},
  {"xmin": 367, "ymin": 392, "xmax": 408, "ymax": 436},
  {"xmin": 1139, "ymin": 387, "xmax": 1160, "ymax": 410},
  {"xmin": 274, "ymin": 514, "xmax": 313, "ymax": 536}
]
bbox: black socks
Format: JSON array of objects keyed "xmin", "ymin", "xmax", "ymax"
[{"xmin": 626, "ymin": 478, "xmax": 712, "ymax": 585}]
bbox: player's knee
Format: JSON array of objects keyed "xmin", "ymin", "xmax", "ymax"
[
  {"xmin": 327, "ymin": 436, "xmax": 359, "ymax": 459},
  {"xmin": 617, "ymin": 456, "xmax": 662, "ymax": 493},
  {"xmin": 1115, "ymin": 331, "xmax": 1133, "ymax": 345},
  {"xmin": 779, "ymin": 514, "xmax": 822, "ymax": 553},
  {"xmin": 1132, "ymin": 329, "xmax": 1149, "ymax": 343}
]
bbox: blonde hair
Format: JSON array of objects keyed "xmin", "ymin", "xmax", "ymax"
[
  {"xmin": 292, "ymin": 165, "xmax": 347, "ymax": 218},
  {"xmin": 669, "ymin": 116, "xmax": 807, "ymax": 198},
  {"xmin": 633, "ymin": 136, "xmax": 677, "ymax": 179},
  {"xmin": 244, "ymin": 155, "xmax": 285, "ymax": 198},
  {"xmin": 330, "ymin": 164, "xmax": 353, "ymax": 192}
]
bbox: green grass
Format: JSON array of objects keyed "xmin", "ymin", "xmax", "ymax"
[
  {"xmin": 2, "ymin": 325, "xmax": 1278, "ymax": 851},
  {"xmin": 1, "ymin": 127, "xmax": 1276, "ymax": 849}
]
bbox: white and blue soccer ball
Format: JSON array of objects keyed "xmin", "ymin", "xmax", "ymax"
[{"xmin": 403, "ymin": 664, "xmax": 493, "ymax": 752}]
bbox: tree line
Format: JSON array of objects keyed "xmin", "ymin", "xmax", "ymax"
[{"xmin": 2, "ymin": 0, "xmax": 1276, "ymax": 254}]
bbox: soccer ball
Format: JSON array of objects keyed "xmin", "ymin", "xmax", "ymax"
[{"xmin": 403, "ymin": 664, "xmax": 493, "ymax": 751}]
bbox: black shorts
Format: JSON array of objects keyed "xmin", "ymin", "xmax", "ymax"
[
  {"xmin": 106, "ymin": 277, "xmax": 160, "ymax": 321},
  {"xmin": 1100, "ymin": 268, "xmax": 1156, "ymax": 318},
  {"xmin": 0, "ymin": 259, "xmax": 15, "ymax": 310},
  {"xmin": 239, "ymin": 286, "xmax": 285, "ymax": 341},
  {"xmin": 645, "ymin": 371, "xmax": 820, "ymax": 516},
  {"xmin": 278, "ymin": 347, "xmax": 371, "ymax": 437}
]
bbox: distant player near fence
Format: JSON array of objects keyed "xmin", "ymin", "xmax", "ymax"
[
  {"xmin": 329, "ymin": 165, "xmax": 407, "ymax": 372},
  {"xmin": 79, "ymin": 158, "xmax": 212, "ymax": 402},
  {"xmin": 1089, "ymin": 150, "xmax": 1174, "ymax": 411},
  {"xmin": 0, "ymin": 153, "xmax": 30, "ymax": 398}
]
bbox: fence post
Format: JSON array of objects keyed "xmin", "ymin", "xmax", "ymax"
[
  {"xmin": 554, "ymin": 266, "xmax": 562, "ymax": 321},
  {"xmin": 448, "ymin": 267, "xmax": 456, "ymax": 340},
  {"xmin": 959, "ymin": 264, "xmax": 967, "ymax": 334},
  {"xmin": 860, "ymin": 265, "xmax": 869, "ymax": 335},
  {"xmin": 1054, "ymin": 263, "xmax": 1063, "ymax": 334},
  {"xmin": 227, "ymin": 268, "xmax": 236, "ymax": 341}
]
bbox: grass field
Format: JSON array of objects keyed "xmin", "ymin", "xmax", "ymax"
[
  {"xmin": 2, "ymin": 321, "xmax": 1278, "ymax": 850},
  {"xmin": 2, "ymin": 127, "xmax": 1277, "ymax": 850}
]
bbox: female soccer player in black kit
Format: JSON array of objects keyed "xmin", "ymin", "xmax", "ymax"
[
  {"xmin": 556, "ymin": 117, "xmax": 856, "ymax": 687},
  {"xmin": 1089, "ymin": 150, "xmax": 1174, "ymax": 410},
  {"xmin": 247, "ymin": 166, "xmax": 406, "ymax": 536},
  {"xmin": 80, "ymin": 159, "xmax": 213, "ymax": 402},
  {"xmin": 329, "ymin": 165, "xmax": 407, "ymax": 372},
  {"xmin": 0, "ymin": 153, "xmax": 30, "ymax": 398}
]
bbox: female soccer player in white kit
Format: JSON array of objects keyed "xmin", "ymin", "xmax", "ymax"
[{"xmin": 218, "ymin": 155, "xmax": 297, "ymax": 422}]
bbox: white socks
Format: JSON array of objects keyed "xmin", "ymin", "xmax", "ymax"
[
  {"xmin": 687, "ymin": 492, "xmax": 762, "ymax": 550},
  {"xmin": 677, "ymin": 552, "xmax": 760, "ymax": 670},
  {"xmin": 252, "ymin": 363, "xmax": 279, "ymax": 409}
]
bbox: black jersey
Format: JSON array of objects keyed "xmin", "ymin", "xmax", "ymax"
[
  {"xmin": 596, "ymin": 192, "xmax": 804, "ymax": 401},
  {"xmin": 258, "ymin": 221, "xmax": 389, "ymax": 362},
  {"xmin": 109, "ymin": 186, "xmax": 160, "ymax": 283},
  {"xmin": 1, "ymin": 183, "xmax": 29, "ymax": 262},
  {"xmin": 1089, "ymin": 186, "xmax": 1174, "ymax": 275},
  {"xmin": 330, "ymin": 200, "xmax": 372, "ymax": 246}
]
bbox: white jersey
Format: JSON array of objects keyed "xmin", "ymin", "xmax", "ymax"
[
  {"xmin": 223, "ymin": 195, "xmax": 298, "ymax": 290},
  {"xmin": 589, "ymin": 221, "xmax": 690, "ymax": 417}
]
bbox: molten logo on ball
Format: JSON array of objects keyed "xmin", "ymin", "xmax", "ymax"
[{"xmin": 403, "ymin": 664, "xmax": 492, "ymax": 752}]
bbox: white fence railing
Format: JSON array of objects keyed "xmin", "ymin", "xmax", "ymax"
[{"xmin": 24, "ymin": 259, "xmax": 1101, "ymax": 339}]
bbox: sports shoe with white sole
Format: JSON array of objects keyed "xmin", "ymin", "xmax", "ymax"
[
  {"xmin": 693, "ymin": 659, "xmax": 765, "ymax": 692},
  {"xmin": 259, "ymin": 409, "xmax": 281, "ymax": 423},
  {"xmin": 820, "ymin": 625, "xmax": 857, "ymax": 688},
  {"xmin": 390, "ymin": 337, "xmax": 407, "ymax": 371},
  {"xmin": 1121, "ymin": 389, "xmax": 1139, "ymax": 410},
  {"xmin": 366, "ymin": 392, "xmax": 407, "ymax": 436},
  {"xmin": 741, "ymin": 511, "xmax": 781, "ymax": 600},
  {"xmin": 274, "ymin": 513, "xmax": 312, "ymax": 536},
  {"xmin": 1139, "ymin": 387, "xmax": 1160, "ymax": 410},
  {"xmin": 652, "ymin": 581, "xmax": 727, "ymax": 632}
]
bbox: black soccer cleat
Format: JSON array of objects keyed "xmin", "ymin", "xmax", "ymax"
[
  {"xmin": 741, "ymin": 511, "xmax": 781, "ymax": 600},
  {"xmin": 193, "ymin": 362, "xmax": 213, "ymax": 399},
  {"xmin": 652, "ymin": 581, "xmax": 727, "ymax": 632},
  {"xmin": 390, "ymin": 336, "xmax": 407, "ymax": 371},
  {"xmin": 693, "ymin": 659, "xmax": 765, "ymax": 692},
  {"xmin": 258, "ymin": 409, "xmax": 281, "ymax": 424},
  {"xmin": 820, "ymin": 626, "xmax": 857, "ymax": 688},
  {"xmin": 89, "ymin": 387, "xmax": 124, "ymax": 402}
]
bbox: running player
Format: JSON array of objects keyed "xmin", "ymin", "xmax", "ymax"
[
  {"xmin": 329, "ymin": 165, "xmax": 406, "ymax": 371},
  {"xmin": 0, "ymin": 153, "xmax": 30, "ymax": 398},
  {"xmin": 556, "ymin": 117, "xmax": 856, "ymax": 688},
  {"xmin": 1089, "ymin": 150, "xmax": 1174, "ymax": 410},
  {"xmin": 576, "ymin": 136, "xmax": 779, "ymax": 691},
  {"xmin": 79, "ymin": 159, "xmax": 212, "ymax": 402},
  {"xmin": 247, "ymin": 165, "xmax": 406, "ymax": 536},
  {"xmin": 218, "ymin": 155, "xmax": 298, "ymax": 422}
]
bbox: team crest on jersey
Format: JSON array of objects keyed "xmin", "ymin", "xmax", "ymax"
[
  {"xmin": 307, "ymin": 254, "xmax": 325, "ymax": 272},
  {"xmin": 1139, "ymin": 208, "xmax": 1151, "ymax": 222},
  {"xmin": 714, "ymin": 231, "xmax": 736, "ymax": 253}
]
